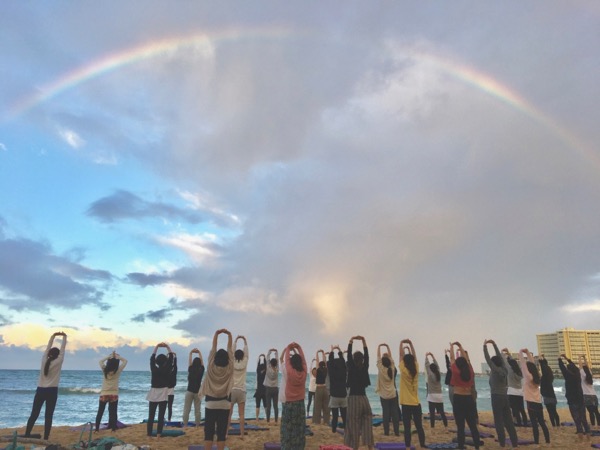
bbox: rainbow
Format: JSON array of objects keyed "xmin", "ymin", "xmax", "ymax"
[{"xmin": 7, "ymin": 30, "xmax": 595, "ymax": 169}]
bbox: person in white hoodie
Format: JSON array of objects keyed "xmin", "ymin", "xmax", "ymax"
[
  {"xmin": 228, "ymin": 335, "xmax": 249, "ymax": 439},
  {"xmin": 25, "ymin": 331, "xmax": 67, "ymax": 440}
]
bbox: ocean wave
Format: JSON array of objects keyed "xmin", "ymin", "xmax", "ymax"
[{"xmin": 59, "ymin": 386, "xmax": 101, "ymax": 394}]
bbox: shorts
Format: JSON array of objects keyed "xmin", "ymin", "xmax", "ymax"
[
  {"xmin": 230, "ymin": 389, "xmax": 247, "ymax": 405},
  {"xmin": 329, "ymin": 396, "xmax": 348, "ymax": 408}
]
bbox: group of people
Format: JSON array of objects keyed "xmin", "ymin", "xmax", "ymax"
[{"xmin": 22, "ymin": 331, "xmax": 600, "ymax": 450}]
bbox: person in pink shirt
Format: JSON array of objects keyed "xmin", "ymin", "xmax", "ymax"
[
  {"xmin": 519, "ymin": 348, "xmax": 550, "ymax": 445},
  {"xmin": 280, "ymin": 342, "xmax": 307, "ymax": 449}
]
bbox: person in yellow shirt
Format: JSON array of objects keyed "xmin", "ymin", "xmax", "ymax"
[{"xmin": 399, "ymin": 338, "xmax": 425, "ymax": 449}]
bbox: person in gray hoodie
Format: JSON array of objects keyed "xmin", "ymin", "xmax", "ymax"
[{"xmin": 484, "ymin": 340, "xmax": 519, "ymax": 448}]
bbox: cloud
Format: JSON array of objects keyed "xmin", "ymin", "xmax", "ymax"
[
  {"xmin": 0, "ymin": 143, "xmax": 6, "ymax": 151},
  {"xmin": 58, "ymin": 127, "xmax": 85, "ymax": 149},
  {"xmin": 87, "ymin": 189, "xmax": 236, "ymax": 228},
  {"xmin": 0, "ymin": 323, "xmax": 190, "ymax": 351},
  {"xmin": 0, "ymin": 232, "xmax": 112, "ymax": 311}
]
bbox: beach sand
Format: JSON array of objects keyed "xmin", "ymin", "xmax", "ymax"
[{"xmin": 2, "ymin": 408, "xmax": 598, "ymax": 449}]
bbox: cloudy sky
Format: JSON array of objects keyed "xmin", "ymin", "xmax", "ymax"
[{"xmin": 1, "ymin": 2, "xmax": 600, "ymax": 371}]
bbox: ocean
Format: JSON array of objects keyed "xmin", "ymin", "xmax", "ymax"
[{"xmin": 0, "ymin": 370, "xmax": 575, "ymax": 429}]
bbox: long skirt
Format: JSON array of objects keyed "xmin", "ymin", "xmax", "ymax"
[{"xmin": 281, "ymin": 400, "xmax": 306, "ymax": 450}]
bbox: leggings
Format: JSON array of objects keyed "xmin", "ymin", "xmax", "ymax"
[
  {"xmin": 490, "ymin": 394, "xmax": 518, "ymax": 447},
  {"xmin": 543, "ymin": 398, "xmax": 560, "ymax": 427},
  {"xmin": 26, "ymin": 387, "xmax": 58, "ymax": 440},
  {"xmin": 306, "ymin": 391, "xmax": 315, "ymax": 414},
  {"xmin": 147, "ymin": 401, "xmax": 167, "ymax": 436},
  {"xmin": 428, "ymin": 401, "xmax": 448, "ymax": 428},
  {"xmin": 167, "ymin": 394, "xmax": 174, "ymax": 421},
  {"xmin": 95, "ymin": 398, "xmax": 119, "ymax": 431},
  {"xmin": 204, "ymin": 408, "xmax": 229, "ymax": 442},
  {"xmin": 401, "ymin": 404, "xmax": 425, "ymax": 448},
  {"xmin": 527, "ymin": 401, "xmax": 550, "ymax": 444},
  {"xmin": 453, "ymin": 393, "xmax": 480, "ymax": 450},
  {"xmin": 265, "ymin": 386, "xmax": 279, "ymax": 422},
  {"xmin": 331, "ymin": 406, "xmax": 347, "ymax": 432},
  {"xmin": 508, "ymin": 394, "xmax": 528, "ymax": 426},
  {"xmin": 585, "ymin": 395, "xmax": 600, "ymax": 426},
  {"xmin": 380, "ymin": 396, "xmax": 400, "ymax": 436}
]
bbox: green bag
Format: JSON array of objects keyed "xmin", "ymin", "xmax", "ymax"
[
  {"xmin": 5, "ymin": 431, "xmax": 25, "ymax": 450},
  {"xmin": 88, "ymin": 436, "xmax": 125, "ymax": 449},
  {"xmin": 71, "ymin": 421, "xmax": 93, "ymax": 449}
]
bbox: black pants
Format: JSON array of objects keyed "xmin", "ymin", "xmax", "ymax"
[
  {"xmin": 265, "ymin": 386, "xmax": 279, "ymax": 422},
  {"xmin": 453, "ymin": 394, "xmax": 480, "ymax": 450},
  {"xmin": 167, "ymin": 394, "xmax": 174, "ymax": 421},
  {"xmin": 147, "ymin": 401, "xmax": 167, "ymax": 436},
  {"xmin": 401, "ymin": 404, "xmax": 425, "ymax": 447},
  {"xmin": 544, "ymin": 400, "xmax": 560, "ymax": 427},
  {"xmin": 527, "ymin": 401, "xmax": 550, "ymax": 443},
  {"xmin": 569, "ymin": 401, "xmax": 590, "ymax": 434},
  {"xmin": 95, "ymin": 398, "xmax": 119, "ymax": 431},
  {"xmin": 331, "ymin": 406, "xmax": 347, "ymax": 432},
  {"xmin": 204, "ymin": 408, "xmax": 229, "ymax": 442},
  {"xmin": 508, "ymin": 394, "xmax": 528, "ymax": 426},
  {"xmin": 428, "ymin": 401, "xmax": 448, "ymax": 428},
  {"xmin": 490, "ymin": 394, "xmax": 518, "ymax": 447},
  {"xmin": 380, "ymin": 396, "xmax": 400, "ymax": 436},
  {"xmin": 26, "ymin": 387, "xmax": 58, "ymax": 440}
]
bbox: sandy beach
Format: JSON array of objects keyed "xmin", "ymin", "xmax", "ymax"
[{"xmin": 2, "ymin": 408, "xmax": 599, "ymax": 449}]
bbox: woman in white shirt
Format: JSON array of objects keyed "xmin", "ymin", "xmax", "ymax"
[{"xmin": 25, "ymin": 332, "xmax": 67, "ymax": 440}]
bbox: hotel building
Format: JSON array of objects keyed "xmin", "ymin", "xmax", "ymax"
[{"xmin": 536, "ymin": 328, "xmax": 600, "ymax": 374}]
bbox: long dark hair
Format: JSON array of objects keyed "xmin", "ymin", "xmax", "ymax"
[
  {"xmin": 507, "ymin": 357, "xmax": 522, "ymax": 377},
  {"xmin": 526, "ymin": 361, "xmax": 540, "ymax": 385},
  {"xmin": 290, "ymin": 354, "xmax": 304, "ymax": 372},
  {"xmin": 455, "ymin": 356, "xmax": 471, "ymax": 382},
  {"xmin": 104, "ymin": 357, "xmax": 120, "ymax": 378},
  {"xmin": 381, "ymin": 356, "xmax": 393, "ymax": 380},
  {"xmin": 44, "ymin": 347, "xmax": 60, "ymax": 376},
  {"xmin": 583, "ymin": 365, "xmax": 594, "ymax": 385},
  {"xmin": 429, "ymin": 362, "xmax": 441, "ymax": 382},
  {"xmin": 539, "ymin": 358, "xmax": 554, "ymax": 382},
  {"xmin": 189, "ymin": 357, "xmax": 203, "ymax": 382},
  {"xmin": 353, "ymin": 351, "xmax": 364, "ymax": 369},
  {"xmin": 403, "ymin": 353, "xmax": 417, "ymax": 379}
]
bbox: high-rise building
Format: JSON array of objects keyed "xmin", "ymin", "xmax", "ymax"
[{"xmin": 536, "ymin": 328, "xmax": 600, "ymax": 374}]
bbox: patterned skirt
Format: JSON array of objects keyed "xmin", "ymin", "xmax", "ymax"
[{"xmin": 281, "ymin": 399, "xmax": 306, "ymax": 450}]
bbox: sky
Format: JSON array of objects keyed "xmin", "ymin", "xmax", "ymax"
[{"xmin": 1, "ymin": 2, "xmax": 600, "ymax": 371}]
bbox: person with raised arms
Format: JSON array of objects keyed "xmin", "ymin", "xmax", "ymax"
[
  {"xmin": 200, "ymin": 329, "xmax": 234, "ymax": 450},
  {"xmin": 327, "ymin": 344, "xmax": 348, "ymax": 433},
  {"xmin": 345, "ymin": 335, "xmax": 374, "ymax": 450},
  {"xmin": 450, "ymin": 341, "xmax": 481, "ymax": 450},
  {"xmin": 25, "ymin": 331, "xmax": 68, "ymax": 441},
  {"xmin": 376, "ymin": 343, "xmax": 400, "ymax": 436},
  {"xmin": 482, "ymin": 339, "xmax": 518, "ymax": 448},
  {"xmin": 95, "ymin": 351, "xmax": 127, "ymax": 432},
  {"xmin": 280, "ymin": 342, "xmax": 308, "ymax": 449},
  {"xmin": 182, "ymin": 348, "xmax": 204, "ymax": 428},
  {"xmin": 146, "ymin": 342, "xmax": 174, "ymax": 438},
  {"xmin": 254, "ymin": 353, "xmax": 268, "ymax": 421},
  {"xmin": 312, "ymin": 348, "xmax": 330, "ymax": 425},
  {"xmin": 264, "ymin": 348, "xmax": 280, "ymax": 425},
  {"xmin": 399, "ymin": 338, "xmax": 426, "ymax": 449},
  {"xmin": 425, "ymin": 351, "xmax": 448, "ymax": 430},
  {"xmin": 228, "ymin": 335, "xmax": 249, "ymax": 439},
  {"xmin": 519, "ymin": 348, "xmax": 550, "ymax": 445}
]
